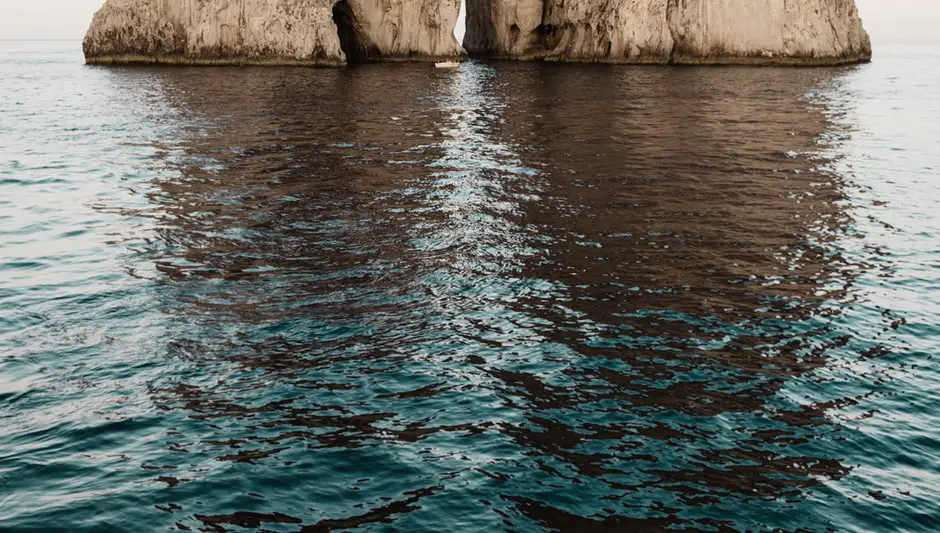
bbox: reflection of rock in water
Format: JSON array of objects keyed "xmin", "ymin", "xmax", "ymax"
[
  {"xmin": 484, "ymin": 66, "xmax": 865, "ymax": 526},
  {"xmin": 124, "ymin": 63, "xmax": 883, "ymax": 531},
  {"xmin": 504, "ymin": 66, "xmax": 851, "ymax": 327}
]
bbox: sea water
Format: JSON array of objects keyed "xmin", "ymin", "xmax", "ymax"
[{"xmin": 1, "ymin": 40, "xmax": 939, "ymax": 532}]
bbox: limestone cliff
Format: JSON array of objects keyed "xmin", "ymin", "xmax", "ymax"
[
  {"xmin": 341, "ymin": 0, "xmax": 464, "ymax": 61},
  {"xmin": 465, "ymin": 0, "xmax": 871, "ymax": 65},
  {"xmin": 83, "ymin": 0, "xmax": 464, "ymax": 66}
]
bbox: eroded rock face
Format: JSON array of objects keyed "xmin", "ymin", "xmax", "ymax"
[
  {"xmin": 83, "ymin": 0, "xmax": 464, "ymax": 66},
  {"xmin": 465, "ymin": 0, "xmax": 872, "ymax": 65},
  {"xmin": 343, "ymin": 0, "xmax": 465, "ymax": 61}
]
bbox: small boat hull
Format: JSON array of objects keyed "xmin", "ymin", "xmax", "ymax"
[{"xmin": 434, "ymin": 61, "xmax": 460, "ymax": 68}]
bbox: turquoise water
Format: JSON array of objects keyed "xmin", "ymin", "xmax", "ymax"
[{"xmin": 1, "ymin": 40, "xmax": 939, "ymax": 532}]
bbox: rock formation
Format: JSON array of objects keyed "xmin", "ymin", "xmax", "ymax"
[
  {"xmin": 464, "ymin": 0, "xmax": 871, "ymax": 65},
  {"xmin": 85, "ymin": 0, "xmax": 871, "ymax": 67},
  {"xmin": 83, "ymin": 0, "xmax": 464, "ymax": 66},
  {"xmin": 343, "ymin": 0, "xmax": 464, "ymax": 61}
]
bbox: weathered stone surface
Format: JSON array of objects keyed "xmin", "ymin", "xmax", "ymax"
[
  {"xmin": 342, "ymin": 0, "xmax": 465, "ymax": 61},
  {"xmin": 83, "ymin": 0, "xmax": 464, "ymax": 66},
  {"xmin": 465, "ymin": 0, "xmax": 872, "ymax": 65}
]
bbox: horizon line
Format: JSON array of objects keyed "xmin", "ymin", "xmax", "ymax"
[{"xmin": 0, "ymin": 38, "xmax": 82, "ymax": 42}]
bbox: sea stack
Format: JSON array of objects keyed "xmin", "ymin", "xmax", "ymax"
[
  {"xmin": 84, "ymin": 0, "xmax": 871, "ymax": 67},
  {"xmin": 464, "ymin": 0, "xmax": 872, "ymax": 65},
  {"xmin": 83, "ymin": 0, "xmax": 465, "ymax": 66}
]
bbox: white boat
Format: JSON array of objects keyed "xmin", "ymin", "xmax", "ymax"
[{"xmin": 434, "ymin": 61, "xmax": 461, "ymax": 68}]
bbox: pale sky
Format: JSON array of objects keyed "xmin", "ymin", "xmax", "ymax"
[{"xmin": 0, "ymin": 0, "xmax": 936, "ymax": 44}]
